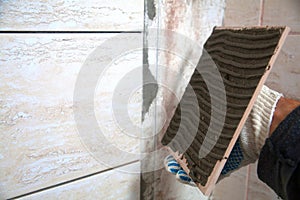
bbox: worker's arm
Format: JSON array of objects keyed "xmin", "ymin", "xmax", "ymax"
[{"xmin": 258, "ymin": 98, "xmax": 300, "ymax": 200}]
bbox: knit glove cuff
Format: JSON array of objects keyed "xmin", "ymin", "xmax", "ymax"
[
  {"xmin": 219, "ymin": 86, "xmax": 282, "ymax": 180},
  {"xmin": 239, "ymin": 85, "xmax": 283, "ymax": 164}
]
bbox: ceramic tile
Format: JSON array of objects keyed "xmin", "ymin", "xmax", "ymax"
[
  {"xmin": 211, "ymin": 166, "xmax": 248, "ymax": 200},
  {"xmin": 266, "ymin": 36, "xmax": 300, "ymax": 100},
  {"xmin": 0, "ymin": 0, "xmax": 143, "ymax": 31},
  {"xmin": 247, "ymin": 162, "xmax": 278, "ymax": 200},
  {"xmin": 18, "ymin": 162, "xmax": 140, "ymax": 200},
  {"xmin": 0, "ymin": 34, "xmax": 142, "ymax": 199},
  {"xmin": 224, "ymin": 0, "xmax": 261, "ymax": 26},
  {"xmin": 263, "ymin": 0, "xmax": 300, "ymax": 33}
]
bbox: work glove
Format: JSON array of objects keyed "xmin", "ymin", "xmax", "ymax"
[{"xmin": 164, "ymin": 85, "xmax": 283, "ymax": 185}]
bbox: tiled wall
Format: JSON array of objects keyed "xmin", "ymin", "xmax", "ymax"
[
  {"xmin": 1, "ymin": 0, "xmax": 299, "ymax": 199},
  {"xmin": 0, "ymin": 0, "xmax": 142, "ymax": 31},
  {"xmin": 0, "ymin": 1, "xmax": 143, "ymax": 199}
]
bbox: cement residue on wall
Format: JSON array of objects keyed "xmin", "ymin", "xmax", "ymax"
[{"xmin": 142, "ymin": 0, "xmax": 226, "ymax": 199}]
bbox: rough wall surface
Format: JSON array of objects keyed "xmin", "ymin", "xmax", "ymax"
[{"xmin": 142, "ymin": 0, "xmax": 225, "ymax": 199}]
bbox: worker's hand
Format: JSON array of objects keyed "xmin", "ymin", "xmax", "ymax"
[
  {"xmin": 164, "ymin": 85, "xmax": 283, "ymax": 182},
  {"xmin": 164, "ymin": 155, "xmax": 196, "ymax": 186},
  {"xmin": 164, "ymin": 137, "xmax": 244, "ymax": 185}
]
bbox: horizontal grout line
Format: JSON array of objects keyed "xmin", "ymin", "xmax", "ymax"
[
  {"xmin": 289, "ymin": 31, "xmax": 300, "ymax": 35},
  {"xmin": 0, "ymin": 30, "xmax": 142, "ymax": 34},
  {"xmin": 9, "ymin": 159, "xmax": 140, "ymax": 200}
]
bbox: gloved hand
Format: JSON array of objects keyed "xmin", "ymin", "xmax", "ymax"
[
  {"xmin": 164, "ymin": 85, "xmax": 283, "ymax": 185},
  {"xmin": 164, "ymin": 154, "xmax": 196, "ymax": 186}
]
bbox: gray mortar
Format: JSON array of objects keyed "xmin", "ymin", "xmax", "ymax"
[
  {"xmin": 146, "ymin": 0, "xmax": 156, "ymax": 20},
  {"xmin": 162, "ymin": 27, "xmax": 284, "ymax": 185},
  {"xmin": 142, "ymin": 0, "xmax": 158, "ymax": 122}
]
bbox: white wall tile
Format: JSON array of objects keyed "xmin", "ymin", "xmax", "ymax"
[
  {"xmin": 18, "ymin": 162, "xmax": 140, "ymax": 200},
  {"xmin": 263, "ymin": 0, "xmax": 300, "ymax": 33},
  {"xmin": 0, "ymin": 0, "xmax": 143, "ymax": 31},
  {"xmin": 0, "ymin": 33, "xmax": 142, "ymax": 199},
  {"xmin": 266, "ymin": 35, "xmax": 300, "ymax": 100},
  {"xmin": 224, "ymin": 0, "xmax": 261, "ymax": 26}
]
